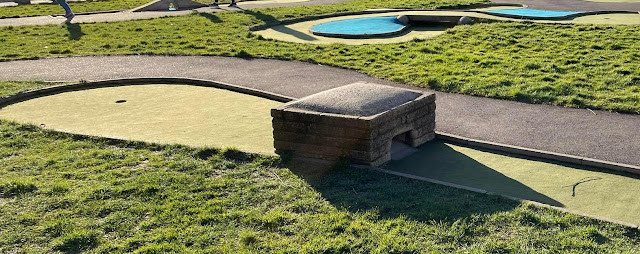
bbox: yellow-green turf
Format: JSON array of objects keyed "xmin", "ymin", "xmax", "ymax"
[
  {"xmin": 386, "ymin": 141, "xmax": 640, "ymax": 226},
  {"xmin": 254, "ymin": 11, "xmax": 640, "ymax": 44},
  {"xmin": 0, "ymin": 84, "xmax": 280, "ymax": 154}
]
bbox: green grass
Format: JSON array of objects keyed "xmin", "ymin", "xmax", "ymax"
[
  {"xmin": 1, "ymin": 1, "xmax": 639, "ymax": 113},
  {"xmin": 0, "ymin": 0, "xmax": 231, "ymax": 18},
  {"xmin": 0, "ymin": 80, "xmax": 65, "ymax": 97},
  {"xmin": 1, "ymin": 118, "xmax": 640, "ymax": 252},
  {"xmin": 0, "ymin": 0, "xmax": 149, "ymax": 18}
]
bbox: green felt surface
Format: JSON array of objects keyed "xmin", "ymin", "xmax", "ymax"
[
  {"xmin": 386, "ymin": 141, "xmax": 640, "ymax": 226},
  {"xmin": 0, "ymin": 84, "xmax": 280, "ymax": 154}
]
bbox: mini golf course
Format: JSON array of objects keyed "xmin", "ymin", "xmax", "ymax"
[
  {"xmin": 254, "ymin": 9, "xmax": 640, "ymax": 44},
  {"xmin": 1, "ymin": 82, "xmax": 640, "ymax": 226},
  {"xmin": 0, "ymin": 84, "xmax": 280, "ymax": 154}
]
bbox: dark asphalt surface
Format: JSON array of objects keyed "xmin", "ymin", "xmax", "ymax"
[
  {"xmin": 494, "ymin": 0, "xmax": 640, "ymax": 11},
  {"xmin": 0, "ymin": 56, "xmax": 638, "ymax": 166}
]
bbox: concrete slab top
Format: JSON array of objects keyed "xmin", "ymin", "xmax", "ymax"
[{"xmin": 285, "ymin": 82, "xmax": 422, "ymax": 117}]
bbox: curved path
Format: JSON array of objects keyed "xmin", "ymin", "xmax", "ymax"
[{"xmin": 0, "ymin": 55, "xmax": 639, "ymax": 167}]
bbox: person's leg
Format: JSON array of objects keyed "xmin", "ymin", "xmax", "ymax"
[
  {"xmin": 210, "ymin": 0, "xmax": 219, "ymax": 7},
  {"xmin": 57, "ymin": 0, "xmax": 72, "ymax": 15}
]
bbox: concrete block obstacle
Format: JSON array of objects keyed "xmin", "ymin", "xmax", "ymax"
[
  {"xmin": 131, "ymin": 0, "xmax": 206, "ymax": 12},
  {"xmin": 271, "ymin": 82, "xmax": 436, "ymax": 168}
]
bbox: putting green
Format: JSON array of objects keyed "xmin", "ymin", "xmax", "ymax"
[
  {"xmin": 254, "ymin": 11, "xmax": 640, "ymax": 45},
  {"xmin": 386, "ymin": 141, "xmax": 640, "ymax": 226},
  {"xmin": 0, "ymin": 84, "xmax": 281, "ymax": 154}
]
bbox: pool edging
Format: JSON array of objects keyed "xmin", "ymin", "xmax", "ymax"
[{"xmin": 474, "ymin": 9, "xmax": 640, "ymax": 20}]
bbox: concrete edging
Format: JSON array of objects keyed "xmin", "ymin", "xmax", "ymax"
[
  {"xmin": 436, "ymin": 131, "xmax": 640, "ymax": 175},
  {"xmin": 473, "ymin": 9, "xmax": 640, "ymax": 21},
  {"xmin": 0, "ymin": 77, "xmax": 295, "ymax": 109},
  {"xmin": 368, "ymin": 166, "xmax": 640, "ymax": 229}
]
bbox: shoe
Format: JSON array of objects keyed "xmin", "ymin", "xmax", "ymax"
[
  {"xmin": 209, "ymin": 2, "xmax": 220, "ymax": 8},
  {"xmin": 228, "ymin": 2, "xmax": 237, "ymax": 7},
  {"xmin": 64, "ymin": 12, "xmax": 75, "ymax": 23}
]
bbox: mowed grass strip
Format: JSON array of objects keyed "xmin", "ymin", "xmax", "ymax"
[
  {"xmin": 0, "ymin": 0, "xmax": 230, "ymax": 18},
  {"xmin": 1, "ymin": 3, "xmax": 639, "ymax": 113},
  {"xmin": 0, "ymin": 80, "xmax": 65, "ymax": 97},
  {"xmin": 1, "ymin": 119, "xmax": 640, "ymax": 252},
  {"xmin": 0, "ymin": 0, "xmax": 479, "ymax": 18},
  {"xmin": 0, "ymin": 0, "xmax": 149, "ymax": 18}
]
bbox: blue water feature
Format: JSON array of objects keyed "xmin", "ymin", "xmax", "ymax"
[
  {"xmin": 310, "ymin": 16, "xmax": 407, "ymax": 37},
  {"xmin": 485, "ymin": 8, "xmax": 581, "ymax": 18}
]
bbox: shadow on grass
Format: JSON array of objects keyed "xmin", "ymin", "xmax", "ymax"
[
  {"xmin": 198, "ymin": 12, "xmax": 223, "ymax": 23},
  {"xmin": 285, "ymin": 165, "xmax": 523, "ymax": 223},
  {"xmin": 243, "ymin": 9, "xmax": 317, "ymax": 41},
  {"xmin": 285, "ymin": 141, "xmax": 565, "ymax": 223},
  {"xmin": 66, "ymin": 23, "xmax": 85, "ymax": 40}
]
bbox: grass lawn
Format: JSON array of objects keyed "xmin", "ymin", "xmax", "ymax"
[
  {"xmin": 0, "ymin": 0, "xmax": 226, "ymax": 18},
  {"xmin": 0, "ymin": 0, "xmax": 150, "ymax": 18},
  {"xmin": 0, "ymin": 0, "xmax": 639, "ymax": 113},
  {"xmin": 1, "ymin": 118, "xmax": 640, "ymax": 253}
]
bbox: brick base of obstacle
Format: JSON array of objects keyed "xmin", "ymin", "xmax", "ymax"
[{"xmin": 271, "ymin": 82, "xmax": 436, "ymax": 168}]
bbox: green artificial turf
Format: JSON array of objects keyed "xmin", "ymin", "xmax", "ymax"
[
  {"xmin": 0, "ymin": 84, "xmax": 280, "ymax": 153},
  {"xmin": 387, "ymin": 141, "xmax": 640, "ymax": 226},
  {"xmin": 1, "ymin": 4, "xmax": 639, "ymax": 113},
  {"xmin": 1, "ymin": 119, "xmax": 640, "ymax": 253}
]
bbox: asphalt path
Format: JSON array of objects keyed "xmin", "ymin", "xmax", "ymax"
[{"xmin": 1, "ymin": 56, "xmax": 638, "ymax": 167}]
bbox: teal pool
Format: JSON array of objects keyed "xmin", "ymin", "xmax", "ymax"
[
  {"xmin": 485, "ymin": 8, "xmax": 582, "ymax": 18},
  {"xmin": 310, "ymin": 16, "xmax": 408, "ymax": 38}
]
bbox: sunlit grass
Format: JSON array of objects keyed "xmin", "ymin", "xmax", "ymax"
[{"xmin": 1, "ymin": 8, "xmax": 638, "ymax": 113}]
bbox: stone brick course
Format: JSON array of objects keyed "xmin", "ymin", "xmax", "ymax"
[{"xmin": 271, "ymin": 82, "xmax": 436, "ymax": 167}]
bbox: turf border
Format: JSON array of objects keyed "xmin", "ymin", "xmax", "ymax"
[
  {"xmin": 0, "ymin": 77, "xmax": 295, "ymax": 108},
  {"xmin": 436, "ymin": 132, "xmax": 640, "ymax": 175},
  {"xmin": 367, "ymin": 165, "xmax": 640, "ymax": 229}
]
